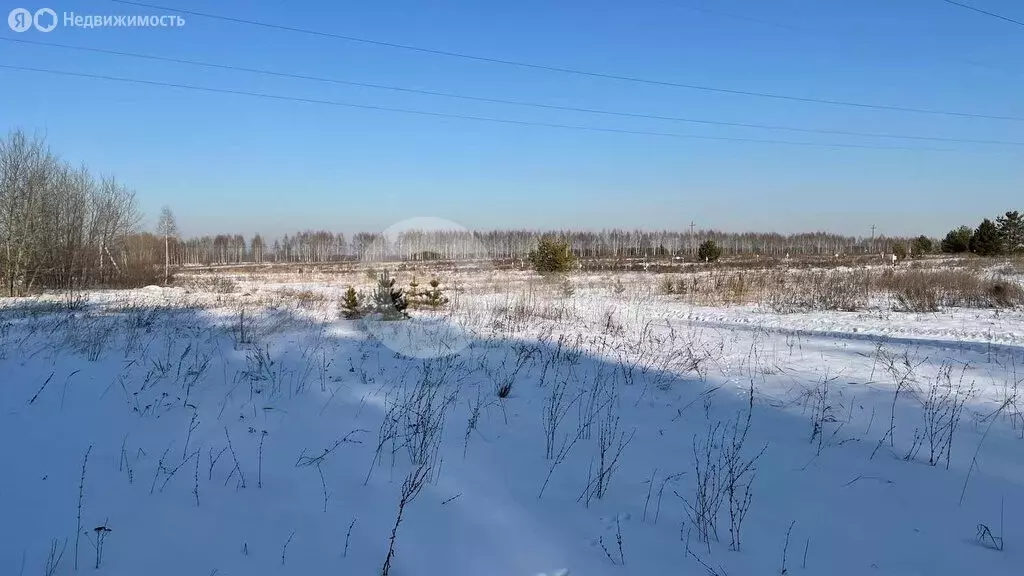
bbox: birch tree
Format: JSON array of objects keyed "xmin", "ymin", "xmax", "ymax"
[{"xmin": 156, "ymin": 206, "xmax": 178, "ymax": 284}]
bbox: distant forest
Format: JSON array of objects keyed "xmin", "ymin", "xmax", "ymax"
[
  {"xmin": 3, "ymin": 128, "xmax": 1005, "ymax": 296},
  {"xmin": 168, "ymin": 229, "xmax": 914, "ymax": 266}
]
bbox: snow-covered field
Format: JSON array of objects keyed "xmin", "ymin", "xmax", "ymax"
[{"xmin": 2, "ymin": 268, "xmax": 1023, "ymax": 575}]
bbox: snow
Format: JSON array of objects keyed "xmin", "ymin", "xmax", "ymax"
[{"xmin": 1, "ymin": 272, "xmax": 1023, "ymax": 575}]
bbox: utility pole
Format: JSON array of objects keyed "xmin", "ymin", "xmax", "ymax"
[
  {"xmin": 689, "ymin": 221, "xmax": 696, "ymax": 256},
  {"xmin": 870, "ymin": 224, "xmax": 876, "ymax": 254}
]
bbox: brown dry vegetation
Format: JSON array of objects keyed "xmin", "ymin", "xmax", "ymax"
[
  {"xmin": 659, "ymin": 268, "xmax": 1023, "ymax": 312},
  {"xmin": 169, "ymin": 253, "xmax": 1024, "ymax": 316}
]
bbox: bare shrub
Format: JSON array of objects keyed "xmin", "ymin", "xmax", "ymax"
[
  {"xmin": 178, "ymin": 275, "xmax": 238, "ymax": 294},
  {"xmin": 64, "ymin": 316, "xmax": 116, "ymax": 361},
  {"xmin": 806, "ymin": 372, "xmax": 842, "ymax": 456},
  {"xmin": 724, "ymin": 386, "xmax": 765, "ymax": 552},
  {"xmin": 646, "ymin": 266, "xmax": 1020, "ymax": 312},
  {"xmin": 872, "ymin": 347, "xmax": 927, "ymax": 458},
  {"xmin": 231, "ymin": 307, "xmax": 254, "ymax": 348},
  {"xmin": 490, "ymin": 290, "xmax": 575, "ymax": 333},
  {"xmin": 989, "ymin": 278, "xmax": 1024, "ymax": 307},
  {"xmin": 885, "ymin": 271, "xmax": 939, "ymax": 312},
  {"xmin": 378, "ymin": 361, "xmax": 454, "ymax": 576},
  {"xmin": 905, "ymin": 361, "xmax": 973, "ymax": 468},
  {"xmin": 660, "ymin": 276, "xmax": 677, "ymax": 295},
  {"xmin": 766, "ymin": 270, "xmax": 870, "ymax": 313},
  {"xmin": 663, "ymin": 271, "xmax": 755, "ymax": 306},
  {"xmin": 882, "ymin": 270, "xmax": 1023, "ymax": 310},
  {"xmin": 543, "ymin": 376, "xmax": 579, "ymax": 459},
  {"xmin": 579, "ymin": 399, "xmax": 636, "ymax": 506},
  {"xmin": 683, "ymin": 420, "xmax": 726, "ymax": 547},
  {"xmin": 682, "ymin": 385, "xmax": 764, "ymax": 552},
  {"xmin": 491, "ymin": 292, "xmax": 536, "ymax": 332},
  {"xmin": 278, "ymin": 288, "xmax": 327, "ymax": 309},
  {"xmin": 716, "ymin": 271, "xmax": 750, "ymax": 305}
]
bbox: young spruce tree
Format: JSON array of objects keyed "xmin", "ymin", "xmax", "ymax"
[
  {"xmin": 340, "ymin": 286, "xmax": 362, "ymax": 319},
  {"xmin": 528, "ymin": 237, "xmax": 577, "ymax": 274},
  {"xmin": 425, "ymin": 278, "xmax": 448, "ymax": 308},
  {"xmin": 697, "ymin": 239, "xmax": 722, "ymax": 262},
  {"xmin": 373, "ymin": 271, "xmax": 408, "ymax": 320}
]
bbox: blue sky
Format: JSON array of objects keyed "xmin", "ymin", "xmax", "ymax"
[{"xmin": 1, "ymin": 0, "xmax": 1022, "ymax": 238}]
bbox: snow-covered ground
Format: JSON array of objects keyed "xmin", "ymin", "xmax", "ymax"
[{"xmin": 2, "ymin": 271, "xmax": 1023, "ymax": 575}]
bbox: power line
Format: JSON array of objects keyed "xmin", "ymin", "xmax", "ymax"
[
  {"xmin": 0, "ymin": 63, "xmax": 970, "ymax": 152},
  {"xmin": 938, "ymin": 0, "xmax": 1024, "ymax": 27},
  {"xmin": 107, "ymin": 0, "xmax": 1024, "ymax": 122},
  {"xmin": 661, "ymin": 0, "xmax": 1020, "ymax": 76},
  {"xmin": 7, "ymin": 37, "xmax": 1022, "ymax": 147}
]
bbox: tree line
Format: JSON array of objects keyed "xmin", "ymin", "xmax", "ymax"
[
  {"xmin": 5, "ymin": 129, "xmax": 1016, "ymax": 297},
  {"xmin": 0, "ymin": 130, "xmax": 167, "ymax": 297},
  {"xmin": 165, "ymin": 228, "xmax": 927, "ymax": 266},
  {"xmin": 938, "ymin": 213, "xmax": 1024, "ymax": 256}
]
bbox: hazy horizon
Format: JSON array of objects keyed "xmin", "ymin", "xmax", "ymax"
[{"xmin": 3, "ymin": 0, "xmax": 1021, "ymax": 239}]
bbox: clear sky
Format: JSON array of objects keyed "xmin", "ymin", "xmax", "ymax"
[{"xmin": 1, "ymin": 0, "xmax": 1022, "ymax": 239}]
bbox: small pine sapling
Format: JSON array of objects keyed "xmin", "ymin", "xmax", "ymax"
[
  {"xmin": 425, "ymin": 278, "xmax": 448, "ymax": 309},
  {"xmin": 373, "ymin": 271, "xmax": 408, "ymax": 320},
  {"xmin": 611, "ymin": 277, "xmax": 626, "ymax": 296},
  {"xmin": 340, "ymin": 286, "xmax": 362, "ymax": 319}
]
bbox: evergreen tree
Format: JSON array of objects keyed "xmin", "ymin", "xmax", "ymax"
[
  {"xmin": 891, "ymin": 242, "xmax": 907, "ymax": 261},
  {"xmin": 340, "ymin": 286, "xmax": 362, "ymax": 319},
  {"xmin": 910, "ymin": 235, "xmax": 933, "ymax": 258},
  {"xmin": 970, "ymin": 219, "xmax": 1003, "ymax": 256},
  {"xmin": 372, "ymin": 271, "xmax": 408, "ymax": 319},
  {"xmin": 407, "ymin": 276, "xmax": 422, "ymax": 306},
  {"xmin": 697, "ymin": 239, "xmax": 722, "ymax": 262},
  {"xmin": 529, "ymin": 237, "xmax": 577, "ymax": 274},
  {"xmin": 425, "ymin": 278, "xmax": 448, "ymax": 308},
  {"xmin": 996, "ymin": 211, "xmax": 1024, "ymax": 254},
  {"xmin": 940, "ymin": 226, "xmax": 973, "ymax": 253}
]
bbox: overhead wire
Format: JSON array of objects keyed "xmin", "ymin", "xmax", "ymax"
[
  {"xmin": 104, "ymin": 0, "xmax": 1024, "ymax": 122},
  {"xmin": 5, "ymin": 37, "xmax": 1021, "ymax": 147},
  {"xmin": 0, "ymin": 63, "xmax": 975, "ymax": 152},
  {"xmin": 938, "ymin": 0, "xmax": 1024, "ymax": 27}
]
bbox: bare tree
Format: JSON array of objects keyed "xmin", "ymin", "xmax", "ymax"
[
  {"xmin": 156, "ymin": 206, "xmax": 178, "ymax": 284},
  {"xmin": 0, "ymin": 129, "xmax": 145, "ymax": 295}
]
